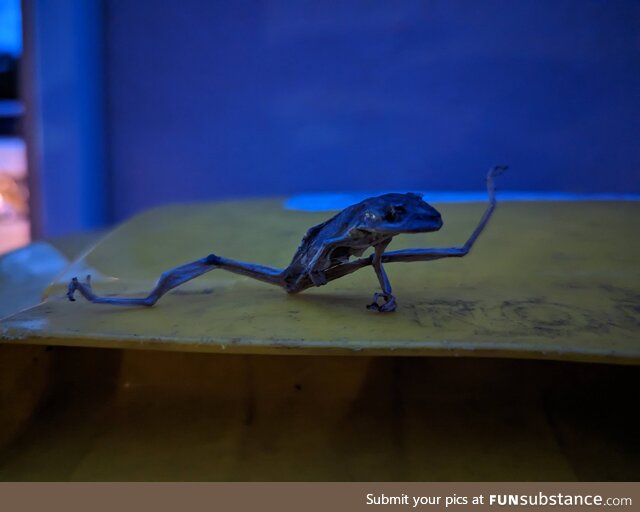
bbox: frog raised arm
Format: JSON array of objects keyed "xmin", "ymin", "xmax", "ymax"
[{"xmin": 67, "ymin": 166, "xmax": 507, "ymax": 313}]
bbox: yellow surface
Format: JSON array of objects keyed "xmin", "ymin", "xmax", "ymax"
[{"xmin": 1, "ymin": 199, "xmax": 639, "ymax": 363}]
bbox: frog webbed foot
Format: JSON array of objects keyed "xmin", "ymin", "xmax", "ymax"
[
  {"xmin": 67, "ymin": 275, "xmax": 94, "ymax": 302},
  {"xmin": 366, "ymin": 292, "xmax": 397, "ymax": 313}
]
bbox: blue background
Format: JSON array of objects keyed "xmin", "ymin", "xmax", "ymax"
[
  {"xmin": 8, "ymin": 0, "xmax": 640, "ymax": 232},
  {"xmin": 104, "ymin": 0, "xmax": 640, "ymax": 222}
]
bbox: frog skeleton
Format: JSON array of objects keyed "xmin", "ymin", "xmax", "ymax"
[{"xmin": 67, "ymin": 166, "xmax": 507, "ymax": 313}]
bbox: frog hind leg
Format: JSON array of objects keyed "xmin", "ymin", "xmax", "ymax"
[{"xmin": 67, "ymin": 254, "xmax": 285, "ymax": 306}]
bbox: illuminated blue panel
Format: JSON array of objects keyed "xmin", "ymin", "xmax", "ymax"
[{"xmin": 0, "ymin": 0, "xmax": 21, "ymax": 56}]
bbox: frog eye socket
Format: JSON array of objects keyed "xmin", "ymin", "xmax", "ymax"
[{"xmin": 383, "ymin": 205, "xmax": 406, "ymax": 222}]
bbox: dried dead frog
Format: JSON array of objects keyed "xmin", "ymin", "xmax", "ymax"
[{"xmin": 68, "ymin": 166, "xmax": 507, "ymax": 312}]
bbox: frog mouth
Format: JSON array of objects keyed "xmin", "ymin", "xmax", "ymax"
[
  {"xmin": 396, "ymin": 217, "xmax": 444, "ymax": 234},
  {"xmin": 374, "ymin": 222, "xmax": 443, "ymax": 235}
]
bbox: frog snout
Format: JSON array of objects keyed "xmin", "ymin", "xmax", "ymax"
[{"xmin": 417, "ymin": 212, "xmax": 442, "ymax": 231}]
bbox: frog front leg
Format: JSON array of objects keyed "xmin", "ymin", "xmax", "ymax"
[{"xmin": 366, "ymin": 240, "xmax": 397, "ymax": 313}]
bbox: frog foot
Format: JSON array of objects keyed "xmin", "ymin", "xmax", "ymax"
[
  {"xmin": 310, "ymin": 270, "xmax": 328, "ymax": 286},
  {"xmin": 67, "ymin": 275, "xmax": 93, "ymax": 302},
  {"xmin": 366, "ymin": 292, "xmax": 397, "ymax": 313}
]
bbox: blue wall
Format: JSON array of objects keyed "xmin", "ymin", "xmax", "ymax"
[
  {"xmin": 21, "ymin": 0, "xmax": 106, "ymax": 236},
  {"xmin": 105, "ymin": 0, "xmax": 639, "ymax": 221}
]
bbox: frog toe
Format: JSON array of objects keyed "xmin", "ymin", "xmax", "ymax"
[{"xmin": 367, "ymin": 292, "xmax": 397, "ymax": 313}]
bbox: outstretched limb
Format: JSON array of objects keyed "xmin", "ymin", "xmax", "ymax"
[
  {"xmin": 67, "ymin": 166, "xmax": 505, "ymax": 309},
  {"xmin": 291, "ymin": 166, "xmax": 507, "ymax": 295},
  {"xmin": 67, "ymin": 254, "xmax": 285, "ymax": 306},
  {"xmin": 381, "ymin": 165, "xmax": 507, "ymax": 264},
  {"xmin": 366, "ymin": 240, "xmax": 397, "ymax": 313}
]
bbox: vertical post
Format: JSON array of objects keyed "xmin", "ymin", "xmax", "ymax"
[{"xmin": 21, "ymin": 0, "xmax": 107, "ymax": 238}]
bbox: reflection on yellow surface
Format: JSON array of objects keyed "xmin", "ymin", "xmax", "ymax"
[{"xmin": 0, "ymin": 345, "xmax": 638, "ymax": 481}]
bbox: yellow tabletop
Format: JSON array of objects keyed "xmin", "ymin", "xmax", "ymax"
[{"xmin": 1, "ymin": 199, "xmax": 638, "ymax": 364}]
